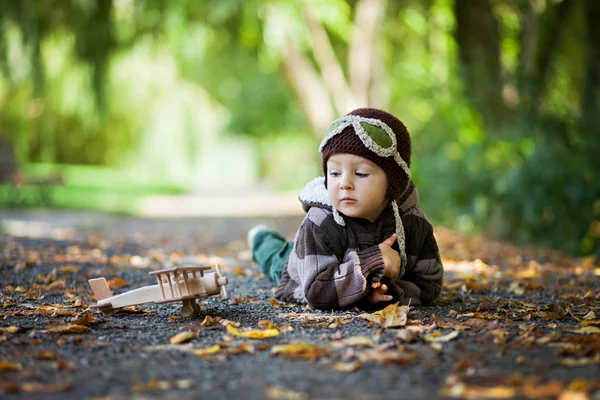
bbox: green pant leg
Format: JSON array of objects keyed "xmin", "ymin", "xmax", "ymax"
[{"xmin": 252, "ymin": 230, "xmax": 294, "ymax": 285}]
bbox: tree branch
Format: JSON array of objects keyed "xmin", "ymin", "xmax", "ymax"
[
  {"xmin": 349, "ymin": 0, "xmax": 387, "ymax": 107},
  {"xmin": 301, "ymin": 6, "xmax": 356, "ymax": 114},
  {"xmin": 280, "ymin": 36, "xmax": 335, "ymax": 138}
]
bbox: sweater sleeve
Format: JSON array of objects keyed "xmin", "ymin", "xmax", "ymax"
[
  {"xmin": 285, "ymin": 209, "xmax": 386, "ymax": 310},
  {"xmin": 395, "ymin": 207, "xmax": 444, "ymax": 305}
]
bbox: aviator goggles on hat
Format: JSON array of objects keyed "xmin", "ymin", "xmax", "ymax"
[{"xmin": 318, "ymin": 115, "xmax": 411, "ymax": 179}]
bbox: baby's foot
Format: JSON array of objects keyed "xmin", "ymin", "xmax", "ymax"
[{"xmin": 247, "ymin": 224, "xmax": 272, "ymax": 249}]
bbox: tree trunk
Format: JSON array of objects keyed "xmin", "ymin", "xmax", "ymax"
[
  {"xmin": 453, "ymin": 0, "xmax": 504, "ymax": 127},
  {"xmin": 518, "ymin": 0, "xmax": 575, "ymax": 114},
  {"xmin": 349, "ymin": 0, "xmax": 387, "ymax": 107},
  {"xmin": 582, "ymin": 0, "xmax": 600, "ymax": 171}
]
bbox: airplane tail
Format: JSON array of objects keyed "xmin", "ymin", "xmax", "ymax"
[{"xmin": 88, "ymin": 278, "xmax": 113, "ymax": 301}]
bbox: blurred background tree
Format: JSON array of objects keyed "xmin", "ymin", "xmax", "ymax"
[{"xmin": 0, "ymin": 0, "xmax": 598, "ymax": 257}]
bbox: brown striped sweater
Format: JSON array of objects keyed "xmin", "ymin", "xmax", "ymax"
[{"xmin": 275, "ymin": 177, "xmax": 443, "ymax": 310}]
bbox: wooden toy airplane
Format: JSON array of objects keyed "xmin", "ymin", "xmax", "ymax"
[{"xmin": 88, "ymin": 264, "xmax": 229, "ymax": 317}]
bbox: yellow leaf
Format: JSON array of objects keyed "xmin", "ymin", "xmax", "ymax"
[
  {"xmin": 0, "ymin": 326, "xmax": 19, "ymax": 334},
  {"xmin": 332, "ymin": 360, "xmax": 362, "ymax": 372},
  {"xmin": 0, "ymin": 360, "xmax": 22, "ymax": 371},
  {"xmin": 46, "ymin": 324, "xmax": 88, "ymax": 334},
  {"xmin": 271, "ymin": 343, "xmax": 328, "ymax": 360},
  {"xmin": 226, "ymin": 324, "xmax": 280, "ymax": 339},
  {"xmin": 560, "ymin": 355, "xmax": 600, "ymax": 367},
  {"xmin": 194, "ymin": 344, "xmax": 222, "ymax": 358},
  {"xmin": 581, "ymin": 310, "xmax": 596, "ymax": 320},
  {"xmin": 265, "ymin": 385, "xmax": 308, "ymax": 400},
  {"xmin": 423, "ymin": 330, "xmax": 459, "ymax": 343},
  {"xmin": 169, "ymin": 331, "xmax": 196, "ymax": 345},
  {"xmin": 566, "ymin": 327, "xmax": 600, "ymax": 335}
]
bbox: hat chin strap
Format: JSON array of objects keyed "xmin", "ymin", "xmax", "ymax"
[
  {"xmin": 332, "ymin": 201, "xmax": 407, "ymax": 279},
  {"xmin": 391, "ymin": 200, "xmax": 407, "ymax": 278}
]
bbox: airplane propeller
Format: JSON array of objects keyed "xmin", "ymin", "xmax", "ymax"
[{"xmin": 214, "ymin": 264, "xmax": 228, "ymax": 299}]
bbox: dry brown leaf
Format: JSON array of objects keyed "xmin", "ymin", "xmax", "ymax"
[
  {"xmin": 271, "ymin": 343, "xmax": 328, "ymax": 360},
  {"xmin": 56, "ymin": 360, "xmax": 73, "ymax": 371},
  {"xmin": 0, "ymin": 360, "xmax": 22, "ymax": 371},
  {"xmin": 265, "ymin": 385, "xmax": 308, "ymax": 400},
  {"xmin": 395, "ymin": 328, "xmax": 420, "ymax": 343},
  {"xmin": 0, "ymin": 380, "xmax": 72, "ymax": 393},
  {"xmin": 258, "ymin": 320, "xmax": 277, "ymax": 330},
  {"xmin": 332, "ymin": 360, "xmax": 362, "ymax": 372},
  {"xmin": 33, "ymin": 306, "xmax": 78, "ymax": 317},
  {"xmin": 560, "ymin": 355, "xmax": 600, "ymax": 367},
  {"xmin": 214, "ymin": 317, "xmax": 240, "ymax": 327},
  {"xmin": 269, "ymin": 297, "xmax": 296, "ymax": 308},
  {"xmin": 522, "ymin": 381, "xmax": 565, "ymax": 398},
  {"xmin": 71, "ymin": 313, "xmax": 96, "ymax": 326},
  {"xmin": 423, "ymin": 330, "xmax": 459, "ymax": 343},
  {"xmin": 356, "ymin": 347, "xmax": 420, "ymax": 365},
  {"xmin": 359, "ymin": 302, "xmax": 409, "ymax": 328},
  {"xmin": 132, "ymin": 378, "xmax": 194, "ymax": 392},
  {"xmin": 169, "ymin": 331, "xmax": 197, "ymax": 344},
  {"xmin": 46, "ymin": 324, "xmax": 88, "ymax": 334},
  {"xmin": 106, "ymin": 277, "xmax": 126, "ymax": 290},
  {"xmin": 330, "ymin": 336, "xmax": 375, "ymax": 348},
  {"xmin": 35, "ymin": 351, "xmax": 56, "ymax": 360},
  {"xmin": 566, "ymin": 327, "xmax": 600, "ymax": 335},
  {"xmin": 581, "ymin": 310, "xmax": 596, "ymax": 320}
]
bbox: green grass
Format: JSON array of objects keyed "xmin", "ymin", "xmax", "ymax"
[{"xmin": 1, "ymin": 163, "xmax": 186, "ymax": 214}]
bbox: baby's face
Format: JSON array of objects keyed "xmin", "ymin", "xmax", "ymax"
[{"xmin": 326, "ymin": 153, "xmax": 389, "ymax": 223}]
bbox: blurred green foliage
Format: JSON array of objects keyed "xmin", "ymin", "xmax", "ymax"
[{"xmin": 0, "ymin": 0, "xmax": 598, "ymax": 257}]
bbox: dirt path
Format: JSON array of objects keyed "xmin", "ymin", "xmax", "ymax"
[{"xmin": 1, "ymin": 212, "xmax": 599, "ymax": 399}]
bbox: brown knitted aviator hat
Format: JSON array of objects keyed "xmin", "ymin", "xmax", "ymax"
[
  {"xmin": 320, "ymin": 108, "xmax": 412, "ymax": 200},
  {"xmin": 319, "ymin": 108, "xmax": 413, "ymax": 274}
]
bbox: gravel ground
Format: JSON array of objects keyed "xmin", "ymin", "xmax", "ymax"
[{"xmin": 1, "ymin": 211, "xmax": 599, "ymax": 400}]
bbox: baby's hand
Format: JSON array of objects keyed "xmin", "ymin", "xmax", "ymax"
[
  {"xmin": 378, "ymin": 234, "xmax": 400, "ymax": 281},
  {"xmin": 366, "ymin": 281, "xmax": 393, "ymax": 303}
]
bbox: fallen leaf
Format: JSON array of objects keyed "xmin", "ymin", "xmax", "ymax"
[
  {"xmin": 226, "ymin": 324, "xmax": 280, "ymax": 339},
  {"xmin": 359, "ymin": 302, "xmax": 410, "ymax": 328},
  {"xmin": 35, "ymin": 351, "xmax": 56, "ymax": 360},
  {"xmin": 193, "ymin": 344, "xmax": 222, "ymax": 358},
  {"xmin": 560, "ymin": 355, "xmax": 600, "ymax": 367},
  {"xmin": 332, "ymin": 360, "xmax": 362, "ymax": 372},
  {"xmin": 132, "ymin": 378, "xmax": 193, "ymax": 392},
  {"xmin": 522, "ymin": 381, "xmax": 564, "ymax": 398},
  {"xmin": 395, "ymin": 329, "xmax": 419, "ymax": 343},
  {"xmin": 0, "ymin": 360, "xmax": 22, "ymax": 371},
  {"xmin": 265, "ymin": 385, "xmax": 308, "ymax": 400},
  {"xmin": 330, "ymin": 336, "xmax": 375, "ymax": 348},
  {"xmin": 107, "ymin": 277, "xmax": 126, "ymax": 289},
  {"xmin": 271, "ymin": 343, "xmax": 328, "ymax": 360},
  {"xmin": 423, "ymin": 330, "xmax": 459, "ymax": 343},
  {"xmin": 0, "ymin": 381, "xmax": 72, "ymax": 393},
  {"xmin": 581, "ymin": 310, "xmax": 596, "ymax": 320},
  {"xmin": 270, "ymin": 298, "xmax": 296, "ymax": 308},
  {"xmin": 169, "ymin": 331, "xmax": 196, "ymax": 344},
  {"xmin": 0, "ymin": 326, "xmax": 19, "ymax": 334},
  {"xmin": 566, "ymin": 327, "xmax": 600, "ymax": 335},
  {"xmin": 46, "ymin": 324, "xmax": 88, "ymax": 334}
]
